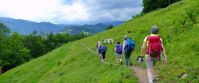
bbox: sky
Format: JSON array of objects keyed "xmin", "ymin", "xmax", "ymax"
[{"xmin": 0, "ymin": 0, "xmax": 143, "ymax": 24}]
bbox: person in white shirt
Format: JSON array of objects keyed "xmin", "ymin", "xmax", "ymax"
[{"xmin": 122, "ymin": 35, "xmax": 133, "ymax": 66}]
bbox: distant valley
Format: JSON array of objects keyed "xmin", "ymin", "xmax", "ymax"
[{"xmin": 0, "ymin": 17, "xmax": 124, "ymax": 34}]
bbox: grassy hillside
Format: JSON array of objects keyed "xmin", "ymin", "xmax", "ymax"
[
  {"xmin": 0, "ymin": 0, "xmax": 198, "ymax": 82},
  {"xmin": 0, "ymin": 41, "xmax": 137, "ymax": 83}
]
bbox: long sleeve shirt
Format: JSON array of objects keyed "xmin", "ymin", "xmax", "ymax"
[{"xmin": 122, "ymin": 40, "xmax": 127, "ymax": 51}]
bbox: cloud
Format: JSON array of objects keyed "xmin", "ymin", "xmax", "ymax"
[
  {"xmin": 48, "ymin": 0, "xmax": 89, "ymax": 24},
  {"xmin": 0, "ymin": 0, "xmax": 58, "ymax": 20},
  {"xmin": 0, "ymin": 0, "xmax": 89, "ymax": 24},
  {"xmin": 79, "ymin": 0, "xmax": 143, "ymax": 23},
  {"xmin": 81, "ymin": 0, "xmax": 142, "ymax": 10},
  {"xmin": 0, "ymin": 0, "xmax": 143, "ymax": 24}
]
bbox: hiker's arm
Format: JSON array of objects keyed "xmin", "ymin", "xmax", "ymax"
[
  {"xmin": 141, "ymin": 41, "xmax": 147, "ymax": 57},
  {"xmin": 122, "ymin": 41, "xmax": 125, "ymax": 51},
  {"xmin": 161, "ymin": 43, "xmax": 167, "ymax": 64},
  {"xmin": 141, "ymin": 36, "xmax": 148, "ymax": 57}
]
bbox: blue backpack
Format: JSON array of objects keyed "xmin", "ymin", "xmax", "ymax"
[
  {"xmin": 125, "ymin": 38, "xmax": 135, "ymax": 51},
  {"xmin": 116, "ymin": 44, "xmax": 122, "ymax": 54}
]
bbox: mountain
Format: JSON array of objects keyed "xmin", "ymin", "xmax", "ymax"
[
  {"xmin": 0, "ymin": 0, "xmax": 198, "ymax": 82},
  {"xmin": 0, "ymin": 17, "xmax": 124, "ymax": 34},
  {"xmin": 0, "ymin": 17, "xmax": 64, "ymax": 34},
  {"xmin": 102, "ymin": 21, "xmax": 126, "ymax": 26},
  {"xmin": 61, "ymin": 22, "xmax": 125, "ymax": 34},
  {"xmin": 61, "ymin": 23, "xmax": 109, "ymax": 34}
]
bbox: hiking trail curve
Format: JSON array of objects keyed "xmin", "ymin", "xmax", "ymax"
[{"xmin": 81, "ymin": 44, "xmax": 149, "ymax": 83}]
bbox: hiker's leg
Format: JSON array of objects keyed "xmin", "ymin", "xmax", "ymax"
[
  {"xmin": 98, "ymin": 49, "xmax": 101, "ymax": 56},
  {"xmin": 103, "ymin": 52, "xmax": 106, "ymax": 62},
  {"xmin": 118, "ymin": 54, "xmax": 122, "ymax": 65},
  {"xmin": 125, "ymin": 52, "xmax": 129, "ymax": 66},
  {"xmin": 117, "ymin": 57, "xmax": 119, "ymax": 63},
  {"xmin": 116, "ymin": 53, "xmax": 119, "ymax": 63},
  {"xmin": 146, "ymin": 55, "xmax": 153, "ymax": 83},
  {"xmin": 119, "ymin": 55, "xmax": 122, "ymax": 62},
  {"xmin": 100, "ymin": 54, "xmax": 102, "ymax": 59},
  {"xmin": 100, "ymin": 53, "xmax": 103, "ymax": 60},
  {"xmin": 117, "ymin": 54, "xmax": 122, "ymax": 62},
  {"xmin": 96, "ymin": 48, "xmax": 98, "ymax": 54},
  {"xmin": 151, "ymin": 60, "xmax": 155, "ymax": 79},
  {"xmin": 152, "ymin": 67, "xmax": 155, "ymax": 79},
  {"xmin": 101, "ymin": 53, "xmax": 104, "ymax": 62},
  {"xmin": 126, "ymin": 51, "xmax": 132, "ymax": 66},
  {"xmin": 128, "ymin": 52, "xmax": 132, "ymax": 65},
  {"xmin": 152, "ymin": 58, "xmax": 158, "ymax": 78},
  {"xmin": 103, "ymin": 53, "xmax": 105, "ymax": 60}
]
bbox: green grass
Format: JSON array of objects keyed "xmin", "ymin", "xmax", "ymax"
[
  {"xmin": 0, "ymin": 0, "xmax": 199, "ymax": 82},
  {"xmin": 0, "ymin": 42, "xmax": 137, "ymax": 83}
]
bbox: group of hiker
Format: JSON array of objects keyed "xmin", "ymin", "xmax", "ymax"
[
  {"xmin": 96, "ymin": 35, "xmax": 135, "ymax": 66},
  {"xmin": 96, "ymin": 26, "xmax": 167, "ymax": 82}
]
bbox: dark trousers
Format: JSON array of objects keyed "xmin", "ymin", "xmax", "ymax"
[
  {"xmin": 125, "ymin": 50, "xmax": 132, "ymax": 66},
  {"xmin": 101, "ymin": 52, "xmax": 106, "ymax": 60}
]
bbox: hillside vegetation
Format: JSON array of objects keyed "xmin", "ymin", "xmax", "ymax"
[{"xmin": 0, "ymin": 0, "xmax": 198, "ymax": 82}]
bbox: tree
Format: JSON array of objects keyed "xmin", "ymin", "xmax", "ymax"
[
  {"xmin": 1, "ymin": 32, "xmax": 30, "ymax": 72},
  {"xmin": 23, "ymin": 33, "xmax": 46, "ymax": 58},
  {"xmin": 0, "ymin": 23, "xmax": 10, "ymax": 73},
  {"xmin": 0, "ymin": 23, "xmax": 10, "ymax": 37},
  {"xmin": 0, "ymin": 27, "xmax": 90, "ymax": 73},
  {"xmin": 106, "ymin": 25, "xmax": 114, "ymax": 30},
  {"xmin": 142, "ymin": 0, "xmax": 181, "ymax": 13}
]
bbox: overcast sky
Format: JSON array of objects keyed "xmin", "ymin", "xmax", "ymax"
[{"xmin": 0, "ymin": 0, "xmax": 143, "ymax": 24}]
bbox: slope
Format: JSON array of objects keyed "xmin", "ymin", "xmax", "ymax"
[
  {"xmin": 0, "ymin": 0, "xmax": 199, "ymax": 82},
  {"xmin": 0, "ymin": 41, "xmax": 138, "ymax": 83}
]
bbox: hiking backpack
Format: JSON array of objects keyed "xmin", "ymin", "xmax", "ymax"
[
  {"xmin": 147, "ymin": 36, "xmax": 162, "ymax": 57},
  {"xmin": 125, "ymin": 38, "xmax": 135, "ymax": 51},
  {"xmin": 116, "ymin": 44, "xmax": 122, "ymax": 54},
  {"xmin": 100, "ymin": 46, "xmax": 107, "ymax": 53}
]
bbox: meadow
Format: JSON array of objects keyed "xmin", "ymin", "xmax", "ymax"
[{"xmin": 0, "ymin": 0, "xmax": 198, "ymax": 82}]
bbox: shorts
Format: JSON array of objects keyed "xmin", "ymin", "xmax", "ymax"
[
  {"xmin": 150, "ymin": 57, "xmax": 159, "ymax": 65},
  {"xmin": 116, "ymin": 53, "xmax": 122, "ymax": 58},
  {"xmin": 146, "ymin": 55, "xmax": 160, "ymax": 66}
]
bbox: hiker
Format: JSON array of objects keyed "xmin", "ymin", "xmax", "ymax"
[
  {"xmin": 123, "ymin": 35, "xmax": 135, "ymax": 66},
  {"xmin": 141, "ymin": 26, "xmax": 167, "ymax": 82},
  {"xmin": 114, "ymin": 41, "xmax": 123, "ymax": 64},
  {"xmin": 99, "ymin": 43, "xmax": 107, "ymax": 62},
  {"xmin": 96, "ymin": 40, "xmax": 102, "ymax": 55}
]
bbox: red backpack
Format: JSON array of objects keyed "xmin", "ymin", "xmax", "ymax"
[{"xmin": 147, "ymin": 35, "xmax": 162, "ymax": 57}]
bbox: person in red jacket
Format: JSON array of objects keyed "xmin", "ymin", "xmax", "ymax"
[{"xmin": 141, "ymin": 26, "xmax": 167, "ymax": 83}]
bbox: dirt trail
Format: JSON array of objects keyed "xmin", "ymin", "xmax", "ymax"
[
  {"xmin": 131, "ymin": 66, "xmax": 148, "ymax": 83},
  {"xmin": 81, "ymin": 44, "xmax": 149, "ymax": 83}
]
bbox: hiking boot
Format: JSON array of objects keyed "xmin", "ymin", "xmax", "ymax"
[
  {"xmin": 102, "ymin": 59, "xmax": 105, "ymax": 63},
  {"xmin": 120, "ymin": 62, "xmax": 123, "ymax": 65},
  {"xmin": 152, "ymin": 77, "xmax": 158, "ymax": 83},
  {"xmin": 130, "ymin": 63, "xmax": 133, "ymax": 66}
]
